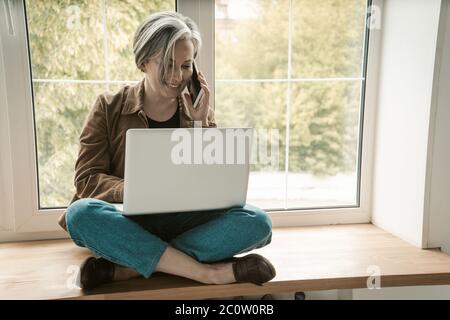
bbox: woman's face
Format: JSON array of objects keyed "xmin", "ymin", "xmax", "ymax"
[{"xmin": 144, "ymin": 39, "xmax": 194, "ymax": 99}]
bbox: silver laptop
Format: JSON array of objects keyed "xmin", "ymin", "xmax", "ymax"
[{"xmin": 114, "ymin": 127, "xmax": 253, "ymax": 215}]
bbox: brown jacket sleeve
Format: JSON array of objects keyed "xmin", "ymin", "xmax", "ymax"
[{"xmin": 74, "ymin": 95, "xmax": 124, "ymax": 203}]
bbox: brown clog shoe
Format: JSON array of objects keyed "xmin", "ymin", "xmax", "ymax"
[
  {"xmin": 226, "ymin": 254, "xmax": 276, "ymax": 286},
  {"xmin": 79, "ymin": 256, "xmax": 115, "ymax": 291}
]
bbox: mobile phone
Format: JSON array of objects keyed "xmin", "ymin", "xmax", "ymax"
[{"xmin": 189, "ymin": 61, "xmax": 205, "ymax": 109}]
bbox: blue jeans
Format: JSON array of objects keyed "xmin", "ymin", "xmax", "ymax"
[{"xmin": 65, "ymin": 199, "xmax": 272, "ymax": 279}]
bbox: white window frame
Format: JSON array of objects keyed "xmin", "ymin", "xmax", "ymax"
[{"xmin": 0, "ymin": 0, "xmax": 380, "ymax": 241}]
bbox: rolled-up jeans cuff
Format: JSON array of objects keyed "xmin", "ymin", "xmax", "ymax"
[{"xmin": 138, "ymin": 242, "xmax": 169, "ymax": 279}]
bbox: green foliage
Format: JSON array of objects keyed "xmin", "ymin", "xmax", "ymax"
[
  {"xmin": 27, "ymin": 0, "xmax": 367, "ymax": 207},
  {"xmin": 215, "ymin": 0, "xmax": 367, "ymax": 176}
]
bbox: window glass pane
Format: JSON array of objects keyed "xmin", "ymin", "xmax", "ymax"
[
  {"xmin": 287, "ymin": 81, "xmax": 361, "ymax": 208},
  {"xmin": 34, "ymin": 82, "xmax": 105, "ymax": 207},
  {"xmin": 292, "ymin": 0, "xmax": 367, "ymax": 78},
  {"xmin": 216, "ymin": 0, "xmax": 368, "ymax": 210},
  {"xmin": 215, "ymin": 82, "xmax": 287, "ymax": 210},
  {"xmin": 26, "ymin": 0, "xmax": 175, "ymax": 208},
  {"xmin": 27, "ymin": 1, "xmax": 104, "ymax": 80},
  {"xmin": 215, "ymin": 0, "xmax": 289, "ymax": 79}
]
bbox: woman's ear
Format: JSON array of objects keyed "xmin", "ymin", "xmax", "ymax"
[{"xmin": 141, "ymin": 59, "xmax": 150, "ymax": 73}]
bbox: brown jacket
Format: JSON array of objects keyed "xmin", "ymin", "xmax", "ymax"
[{"xmin": 58, "ymin": 79, "xmax": 216, "ymax": 232}]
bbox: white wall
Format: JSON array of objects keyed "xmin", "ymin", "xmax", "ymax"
[
  {"xmin": 371, "ymin": 0, "xmax": 443, "ymax": 247},
  {"xmin": 426, "ymin": 0, "xmax": 450, "ymax": 254}
]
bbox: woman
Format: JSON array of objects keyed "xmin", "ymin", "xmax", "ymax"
[{"xmin": 59, "ymin": 11, "xmax": 276, "ymax": 291}]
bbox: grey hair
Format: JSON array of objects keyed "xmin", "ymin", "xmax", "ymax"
[{"xmin": 133, "ymin": 11, "xmax": 202, "ymax": 85}]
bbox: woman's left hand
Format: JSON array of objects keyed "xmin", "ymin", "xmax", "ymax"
[{"xmin": 183, "ymin": 71, "xmax": 210, "ymax": 126}]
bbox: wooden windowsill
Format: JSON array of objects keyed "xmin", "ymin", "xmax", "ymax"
[{"xmin": 1, "ymin": 223, "xmax": 450, "ymax": 300}]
